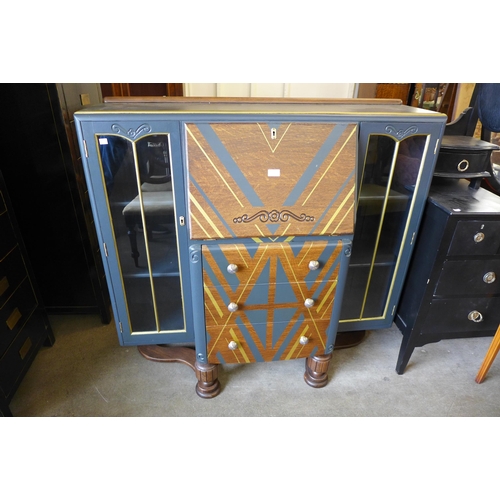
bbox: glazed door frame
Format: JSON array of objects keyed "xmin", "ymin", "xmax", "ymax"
[
  {"xmin": 339, "ymin": 119, "xmax": 446, "ymax": 331},
  {"xmin": 78, "ymin": 117, "xmax": 194, "ymax": 346}
]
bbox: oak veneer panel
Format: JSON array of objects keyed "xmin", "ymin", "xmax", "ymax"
[
  {"xmin": 202, "ymin": 240, "xmax": 343, "ymax": 363},
  {"xmin": 187, "ymin": 122, "xmax": 356, "ymax": 239}
]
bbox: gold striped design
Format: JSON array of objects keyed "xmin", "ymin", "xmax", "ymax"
[
  {"xmin": 189, "ymin": 211, "xmax": 213, "ymax": 239},
  {"xmin": 302, "ymin": 125, "xmax": 357, "ymax": 206},
  {"xmin": 317, "ymin": 281, "xmax": 338, "ymax": 314},
  {"xmin": 320, "ymin": 185, "xmax": 355, "ymax": 235},
  {"xmin": 285, "ymin": 324, "xmax": 310, "ymax": 360},
  {"xmin": 204, "ymin": 285, "xmax": 224, "ymax": 319},
  {"xmin": 189, "ymin": 192, "xmax": 225, "ymax": 238},
  {"xmin": 257, "ymin": 123, "xmax": 293, "ymax": 153},
  {"xmin": 229, "ymin": 329, "xmax": 251, "ymax": 363},
  {"xmin": 329, "ymin": 204, "xmax": 354, "ymax": 235},
  {"xmin": 207, "ymin": 246, "xmax": 270, "ymax": 358},
  {"xmin": 186, "ymin": 125, "xmax": 244, "ymax": 207}
]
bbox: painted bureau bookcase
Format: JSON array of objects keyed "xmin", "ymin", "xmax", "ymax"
[{"xmin": 74, "ymin": 98, "xmax": 446, "ymax": 397}]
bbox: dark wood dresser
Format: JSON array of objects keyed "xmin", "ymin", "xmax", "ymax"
[
  {"xmin": 0, "ymin": 172, "xmax": 55, "ymax": 416},
  {"xmin": 395, "ymin": 178, "xmax": 500, "ymax": 374}
]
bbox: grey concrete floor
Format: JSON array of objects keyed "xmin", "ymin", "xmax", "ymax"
[{"xmin": 7, "ymin": 314, "xmax": 500, "ymax": 417}]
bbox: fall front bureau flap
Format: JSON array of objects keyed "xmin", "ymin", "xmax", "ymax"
[{"xmin": 186, "ymin": 122, "xmax": 357, "ymax": 240}]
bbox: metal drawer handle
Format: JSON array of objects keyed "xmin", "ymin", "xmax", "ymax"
[
  {"xmin": 227, "ymin": 302, "xmax": 239, "ymax": 313},
  {"xmin": 308, "ymin": 260, "xmax": 320, "ymax": 271},
  {"xmin": 304, "ymin": 298, "xmax": 315, "ymax": 308},
  {"xmin": 483, "ymin": 272, "xmax": 496, "ymax": 284},
  {"xmin": 228, "ymin": 340, "xmax": 238, "ymax": 351},
  {"xmin": 227, "ymin": 263, "xmax": 238, "ymax": 274},
  {"xmin": 457, "ymin": 159, "xmax": 469, "ymax": 172},
  {"xmin": 468, "ymin": 310, "xmax": 484, "ymax": 323},
  {"xmin": 474, "ymin": 232, "xmax": 485, "ymax": 243},
  {"xmin": 299, "ymin": 336, "xmax": 309, "ymax": 345}
]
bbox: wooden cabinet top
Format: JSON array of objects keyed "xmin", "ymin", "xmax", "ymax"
[{"xmin": 75, "ymin": 97, "xmax": 447, "ymax": 121}]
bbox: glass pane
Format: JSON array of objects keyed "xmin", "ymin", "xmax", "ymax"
[
  {"xmin": 341, "ymin": 134, "xmax": 427, "ymax": 320},
  {"xmin": 98, "ymin": 133, "xmax": 184, "ymax": 333}
]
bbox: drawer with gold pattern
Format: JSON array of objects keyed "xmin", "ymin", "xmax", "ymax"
[{"xmin": 202, "ymin": 240, "xmax": 343, "ymax": 364}]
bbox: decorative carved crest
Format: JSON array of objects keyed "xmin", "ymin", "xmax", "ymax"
[
  {"xmin": 111, "ymin": 123, "xmax": 152, "ymax": 139},
  {"xmin": 233, "ymin": 209, "xmax": 315, "ymax": 224},
  {"xmin": 385, "ymin": 125, "xmax": 418, "ymax": 139}
]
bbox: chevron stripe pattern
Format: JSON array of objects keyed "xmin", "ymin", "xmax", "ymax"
[
  {"xmin": 203, "ymin": 239, "xmax": 343, "ymax": 364},
  {"xmin": 186, "ymin": 122, "xmax": 356, "ymax": 240}
]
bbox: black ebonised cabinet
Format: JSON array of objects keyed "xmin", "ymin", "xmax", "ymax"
[
  {"xmin": 395, "ymin": 178, "xmax": 500, "ymax": 373},
  {"xmin": 0, "ymin": 171, "xmax": 55, "ymax": 416},
  {"xmin": 0, "ymin": 84, "xmax": 111, "ymax": 322}
]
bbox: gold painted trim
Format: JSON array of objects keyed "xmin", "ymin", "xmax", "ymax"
[
  {"xmin": 302, "ymin": 125, "xmax": 357, "ymax": 206},
  {"xmin": 257, "ymin": 122, "xmax": 293, "ymax": 153},
  {"xmin": 94, "ymin": 131, "xmax": 187, "ymax": 335},
  {"xmin": 77, "ymin": 109, "xmax": 447, "ymax": 118},
  {"xmin": 186, "ymin": 124, "xmax": 244, "ymax": 207},
  {"xmin": 341, "ymin": 133, "xmax": 432, "ymax": 324},
  {"xmin": 358, "ymin": 140, "xmax": 400, "ymax": 319}
]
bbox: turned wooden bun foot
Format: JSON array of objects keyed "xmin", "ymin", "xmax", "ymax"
[
  {"xmin": 195, "ymin": 361, "xmax": 221, "ymax": 398},
  {"xmin": 137, "ymin": 345, "xmax": 221, "ymax": 398},
  {"xmin": 304, "ymin": 353, "xmax": 332, "ymax": 388}
]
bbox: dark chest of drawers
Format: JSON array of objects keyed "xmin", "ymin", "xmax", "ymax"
[
  {"xmin": 395, "ymin": 178, "xmax": 500, "ymax": 374},
  {"xmin": 0, "ymin": 172, "xmax": 55, "ymax": 416}
]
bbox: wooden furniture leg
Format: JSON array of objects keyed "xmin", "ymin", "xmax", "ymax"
[
  {"xmin": 137, "ymin": 345, "xmax": 221, "ymax": 398},
  {"xmin": 304, "ymin": 353, "xmax": 332, "ymax": 388},
  {"xmin": 475, "ymin": 324, "xmax": 500, "ymax": 384}
]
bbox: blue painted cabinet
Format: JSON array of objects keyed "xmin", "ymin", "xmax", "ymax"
[{"xmin": 74, "ymin": 99, "xmax": 445, "ymax": 395}]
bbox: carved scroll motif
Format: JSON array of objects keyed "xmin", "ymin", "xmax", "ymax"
[
  {"xmin": 111, "ymin": 123, "xmax": 152, "ymax": 139},
  {"xmin": 233, "ymin": 209, "xmax": 315, "ymax": 224},
  {"xmin": 385, "ymin": 125, "xmax": 418, "ymax": 140}
]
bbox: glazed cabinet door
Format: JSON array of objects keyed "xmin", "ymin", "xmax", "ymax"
[
  {"xmin": 77, "ymin": 119, "xmax": 193, "ymax": 345},
  {"xmin": 339, "ymin": 120, "xmax": 444, "ymax": 331}
]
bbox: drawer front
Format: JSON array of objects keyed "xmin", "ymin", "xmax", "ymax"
[
  {"xmin": 187, "ymin": 122, "xmax": 356, "ymax": 239},
  {"xmin": 0, "ymin": 308, "xmax": 48, "ymax": 398},
  {"xmin": 203, "ymin": 240, "xmax": 343, "ymax": 363},
  {"xmin": 435, "ymin": 150, "xmax": 491, "ymax": 176},
  {"xmin": 0, "ymin": 278, "xmax": 38, "ymax": 357},
  {"xmin": 208, "ymin": 317, "xmax": 332, "ymax": 364},
  {"xmin": 0, "ymin": 247, "xmax": 28, "ymax": 309},
  {"xmin": 447, "ymin": 220, "xmax": 500, "ymax": 256},
  {"xmin": 421, "ymin": 296, "xmax": 500, "ymax": 335},
  {"xmin": 434, "ymin": 259, "xmax": 500, "ymax": 296},
  {"xmin": 0, "ymin": 211, "xmax": 17, "ymax": 259}
]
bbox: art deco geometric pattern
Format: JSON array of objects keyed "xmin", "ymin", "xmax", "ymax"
[
  {"xmin": 203, "ymin": 239, "xmax": 343, "ymax": 364},
  {"xmin": 186, "ymin": 122, "xmax": 357, "ymax": 240}
]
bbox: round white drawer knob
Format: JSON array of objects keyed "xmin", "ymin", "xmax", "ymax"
[
  {"xmin": 308, "ymin": 260, "xmax": 320, "ymax": 271},
  {"xmin": 227, "ymin": 302, "xmax": 239, "ymax": 312},
  {"xmin": 228, "ymin": 341, "xmax": 238, "ymax": 350},
  {"xmin": 299, "ymin": 336, "xmax": 309, "ymax": 345},
  {"xmin": 227, "ymin": 263, "xmax": 238, "ymax": 274},
  {"xmin": 304, "ymin": 298, "xmax": 315, "ymax": 308}
]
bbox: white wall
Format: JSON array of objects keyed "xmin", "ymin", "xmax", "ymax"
[{"xmin": 184, "ymin": 83, "xmax": 357, "ymax": 98}]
